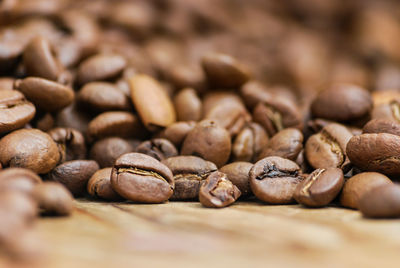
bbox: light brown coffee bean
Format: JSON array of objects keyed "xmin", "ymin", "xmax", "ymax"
[
  {"xmin": 220, "ymin": 162, "xmax": 253, "ymax": 197},
  {"xmin": 90, "ymin": 137, "xmax": 134, "ymax": 168},
  {"xmin": 173, "ymin": 88, "xmax": 202, "ymax": 122},
  {"xmin": 259, "ymin": 128, "xmax": 303, "ymax": 161},
  {"xmin": 32, "ymin": 182, "xmax": 74, "ymax": 216},
  {"xmin": 359, "ymin": 184, "xmax": 400, "ymax": 218},
  {"xmin": 87, "ymin": 168, "xmax": 121, "ymax": 200}
]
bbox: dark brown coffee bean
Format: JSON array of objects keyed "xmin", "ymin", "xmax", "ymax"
[
  {"xmin": 55, "ymin": 103, "xmax": 91, "ymax": 134},
  {"xmin": 48, "ymin": 127, "xmax": 86, "ymax": 162},
  {"xmin": 305, "ymin": 123, "xmax": 353, "ymax": 171},
  {"xmin": 90, "ymin": 137, "xmax": 134, "ymax": 168},
  {"xmin": 0, "ymin": 90, "xmax": 35, "ymax": 134},
  {"xmin": 23, "ymin": 36, "xmax": 63, "ymax": 81},
  {"xmin": 259, "ymin": 128, "xmax": 303, "ymax": 161},
  {"xmin": 199, "ymin": 171, "xmax": 241, "ymax": 208},
  {"xmin": 340, "ymin": 172, "xmax": 392, "ymax": 209},
  {"xmin": 181, "ymin": 120, "xmax": 231, "ymax": 167},
  {"xmin": 359, "ymin": 184, "xmax": 400, "ymax": 218},
  {"xmin": 136, "ymin": 138, "xmax": 178, "ymax": 161},
  {"xmin": 77, "ymin": 82, "xmax": 131, "ymax": 112},
  {"xmin": 249, "ymin": 156, "xmax": 302, "ymax": 204},
  {"xmin": 87, "ymin": 111, "xmax": 146, "ymax": 142},
  {"xmin": 15, "ymin": 77, "xmax": 74, "ymax": 112},
  {"xmin": 231, "ymin": 122, "xmax": 268, "ymax": 162},
  {"xmin": 294, "ymin": 168, "xmax": 344, "ymax": 207},
  {"xmin": 48, "ymin": 160, "xmax": 99, "ymax": 196},
  {"xmin": 162, "ymin": 156, "xmax": 217, "ymax": 200},
  {"xmin": 129, "ymin": 74, "xmax": 176, "ymax": 131},
  {"xmin": 311, "ymin": 84, "xmax": 372, "ymax": 122},
  {"xmin": 173, "ymin": 88, "xmax": 202, "ymax": 122},
  {"xmin": 363, "ymin": 119, "xmax": 400, "ymax": 136},
  {"xmin": 111, "ymin": 153, "xmax": 174, "ymax": 203},
  {"xmin": 201, "ymin": 53, "xmax": 250, "ymax": 88},
  {"xmin": 32, "ymin": 182, "xmax": 74, "ymax": 216},
  {"xmin": 0, "ymin": 129, "xmax": 59, "ymax": 174},
  {"xmin": 77, "ymin": 53, "xmax": 127, "ymax": 84},
  {"xmin": 156, "ymin": 121, "xmax": 196, "ymax": 148},
  {"xmin": 87, "ymin": 168, "xmax": 121, "ymax": 200},
  {"xmin": 220, "ymin": 162, "xmax": 253, "ymax": 197},
  {"xmin": 33, "ymin": 112, "xmax": 54, "ymax": 132},
  {"xmin": 347, "ymin": 133, "xmax": 400, "ymax": 176}
]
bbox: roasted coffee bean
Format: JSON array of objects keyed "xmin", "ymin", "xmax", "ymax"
[
  {"xmin": 162, "ymin": 156, "xmax": 217, "ymax": 200},
  {"xmin": 0, "ymin": 168, "xmax": 41, "ymax": 195},
  {"xmin": 0, "ymin": 90, "xmax": 35, "ymax": 134},
  {"xmin": 33, "ymin": 112, "xmax": 54, "ymax": 132},
  {"xmin": 259, "ymin": 128, "xmax": 303, "ymax": 161},
  {"xmin": 111, "ymin": 153, "xmax": 174, "ymax": 203},
  {"xmin": 311, "ymin": 84, "xmax": 372, "ymax": 122},
  {"xmin": 202, "ymin": 91, "xmax": 244, "ymax": 114},
  {"xmin": 363, "ymin": 119, "xmax": 400, "ymax": 136},
  {"xmin": 0, "ymin": 77, "xmax": 15, "ymax": 90},
  {"xmin": 48, "ymin": 127, "xmax": 86, "ymax": 162},
  {"xmin": 77, "ymin": 54, "xmax": 127, "ymax": 84},
  {"xmin": 371, "ymin": 101, "xmax": 400, "ymax": 122},
  {"xmin": 307, "ymin": 118, "xmax": 362, "ymax": 136},
  {"xmin": 165, "ymin": 64, "xmax": 206, "ymax": 92},
  {"xmin": 15, "ymin": 77, "xmax": 74, "ymax": 112},
  {"xmin": 32, "ymin": 182, "xmax": 74, "ymax": 216},
  {"xmin": 136, "ymin": 138, "xmax": 178, "ymax": 161},
  {"xmin": 181, "ymin": 120, "xmax": 231, "ymax": 167},
  {"xmin": 87, "ymin": 168, "xmax": 121, "ymax": 200},
  {"xmin": 231, "ymin": 122, "xmax": 268, "ymax": 162},
  {"xmin": 87, "ymin": 111, "xmax": 146, "ymax": 141},
  {"xmin": 201, "ymin": 53, "xmax": 250, "ymax": 88},
  {"xmin": 359, "ymin": 184, "xmax": 400, "ymax": 218},
  {"xmin": 294, "ymin": 168, "xmax": 344, "ymax": 207},
  {"xmin": 199, "ymin": 171, "xmax": 241, "ymax": 208},
  {"xmin": 173, "ymin": 88, "xmax": 202, "ymax": 122},
  {"xmin": 305, "ymin": 123, "xmax": 353, "ymax": 171},
  {"xmin": 48, "ymin": 160, "xmax": 99, "ymax": 196},
  {"xmin": 55, "ymin": 103, "xmax": 91, "ymax": 134},
  {"xmin": 129, "ymin": 74, "xmax": 176, "ymax": 131},
  {"xmin": 249, "ymin": 156, "xmax": 302, "ymax": 204},
  {"xmin": 347, "ymin": 133, "xmax": 400, "ymax": 176},
  {"xmin": 156, "ymin": 121, "xmax": 196, "ymax": 148},
  {"xmin": 90, "ymin": 137, "xmax": 134, "ymax": 168},
  {"xmin": 220, "ymin": 162, "xmax": 253, "ymax": 197},
  {"xmin": 77, "ymin": 82, "xmax": 131, "ymax": 112},
  {"xmin": 0, "ymin": 191, "xmax": 38, "ymax": 223},
  {"xmin": 23, "ymin": 36, "xmax": 63, "ymax": 81},
  {"xmin": 240, "ymin": 81, "xmax": 274, "ymax": 108},
  {"xmin": 340, "ymin": 172, "xmax": 392, "ymax": 209},
  {"xmin": 0, "ymin": 129, "xmax": 59, "ymax": 174}
]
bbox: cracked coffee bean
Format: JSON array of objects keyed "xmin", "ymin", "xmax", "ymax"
[{"xmin": 136, "ymin": 138, "xmax": 178, "ymax": 161}]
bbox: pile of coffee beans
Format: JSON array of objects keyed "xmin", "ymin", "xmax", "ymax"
[{"xmin": 2, "ymin": 0, "xmax": 400, "ymax": 260}]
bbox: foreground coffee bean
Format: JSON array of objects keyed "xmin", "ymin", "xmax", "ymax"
[
  {"xmin": 87, "ymin": 168, "xmax": 121, "ymax": 200},
  {"xmin": 89, "ymin": 137, "xmax": 134, "ymax": 168},
  {"xmin": 111, "ymin": 153, "xmax": 174, "ymax": 203},
  {"xmin": 249, "ymin": 156, "xmax": 302, "ymax": 204},
  {"xmin": 347, "ymin": 133, "xmax": 400, "ymax": 176},
  {"xmin": 136, "ymin": 138, "xmax": 178, "ymax": 161},
  {"xmin": 0, "ymin": 90, "xmax": 35, "ymax": 134},
  {"xmin": 220, "ymin": 162, "xmax": 253, "ymax": 197},
  {"xmin": 199, "ymin": 171, "xmax": 241, "ymax": 208},
  {"xmin": 0, "ymin": 191, "xmax": 38, "ymax": 223},
  {"xmin": 362, "ymin": 119, "xmax": 400, "ymax": 136},
  {"xmin": 162, "ymin": 156, "xmax": 217, "ymax": 200},
  {"xmin": 259, "ymin": 128, "xmax": 303, "ymax": 161},
  {"xmin": 32, "ymin": 182, "xmax": 74, "ymax": 216},
  {"xmin": 359, "ymin": 184, "xmax": 400, "ymax": 218},
  {"xmin": 0, "ymin": 129, "xmax": 60, "ymax": 174},
  {"xmin": 181, "ymin": 120, "xmax": 231, "ymax": 167},
  {"xmin": 0, "ymin": 168, "xmax": 41, "ymax": 195},
  {"xmin": 48, "ymin": 127, "xmax": 86, "ymax": 162},
  {"xmin": 294, "ymin": 168, "xmax": 344, "ymax": 207},
  {"xmin": 340, "ymin": 172, "xmax": 392, "ymax": 209},
  {"xmin": 48, "ymin": 160, "xmax": 99, "ymax": 196}
]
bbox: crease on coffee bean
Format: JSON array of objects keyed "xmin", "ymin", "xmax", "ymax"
[
  {"xmin": 257, "ymin": 163, "xmax": 298, "ymax": 180},
  {"xmin": 264, "ymin": 104, "xmax": 283, "ymax": 133},
  {"xmin": 370, "ymin": 156, "xmax": 400, "ymax": 165},
  {"xmin": 209, "ymin": 177, "xmax": 231, "ymax": 202},
  {"xmin": 117, "ymin": 167, "xmax": 168, "ymax": 183},
  {"xmin": 174, "ymin": 172, "xmax": 210, "ymax": 181},
  {"xmin": 300, "ymin": 168, "xmax": 325, "ymax": 197},
  {"xmin": 320, "ymin": 130, "xmax": 344, "ymax": 166},
  {"xmin": 0, "ymin": 100, "xmax": 29, "ymax": 109}
]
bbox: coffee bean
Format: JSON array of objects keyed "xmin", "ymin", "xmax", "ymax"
[
  {"xmin": 0, "ymin": 129, "xmax": 59, "ymax": 174},
  {"xmin": 90, "ymin": 137, "xmax": 134, "ymax": 168},
  {"xmin": 55, "ymin": 103, "xmax": 91, "ymax": 134},
  {"xmin": 259, "ymin": 128, "xmax": 303, "ymax": 161},
  {"xmin": 48, "ymin": 127, "xmax": 86, "ymax": 162},
  {"xmin": 347, "ymin": 133, "xmax": 400, "ymax": 176},
  {"xmin": 220, "ymin": 162, "xmax": 253, "ymax": 197},
  {"xmin": 363, "ymin": 119, "xmax": 400, "ymax": 136},
  {"xmin": 294, "ymin": 168, "xmax": 344, "ymax": 207},
  {"xmin": 136, "ymin": 138, "xmax": 178, "ymax": 161},
  {"xmin": 173, "ymin": 88, "xmax": 202, "ymax": 121},
  {"xmin": 87, "ymin": 168, "xmax": 121, "ymax": 200},
  {"xmin": 202, "ymin": 91, "xmax": 243, "ymax": 114},
  {"xmin": 129, "ymin": 74, "xmax": 176, "ymax": 131},
  {"xmin": 0, "ymin": 168, "xmax": 41, "ymax": 195},
  {"xmin": 165, "ymin": 64, "xmax": 206, "ymax": 92},
  {"xmin": 199, "ymin": 171, "xmax": 241, "ymax": 208},
  {"xmin": 0, "ymin": 77, "xmax": 15, "ymax": 90},
  {"xmin": 249, "ymin": 156, "xmax": 302, "ymax": 204},
  {"xmin": 359, "ymin": 184, "xmax": 400, "ymax": 218},
  {"xmin": 33, "ymin": 112, "xmax": 54, "ymax": 132},
  {"xmin": 240, "ymin": 81, "xmax": 274, "ymax": 108},
  {"xmin": 340, "ymin": 172, "xmax": 392, "ymax": 209},
  {"xmin": 0, "ymin": 191, "xmax": 38, "ymax": 223},
  {"xmin": 0, "ymin": 90, "xmax": 35, "ymax": 133},
  {"xmin": 111, "ymin": 153, "xmax": 174, "ymax": 203},
  {"xmin": 232, "ymin": 122, "xmax": 268, "ymax": 162},
  {"xmin": 156, "ymin": 121, "xmax": 196, "ymax": 148},
  {"xmin": 48, "ymin": 160, "xmax": 99, "ymax": 196},
  {"xmin": 181, "ymin": 120, "xmax": 231, "ymax": 167},
  {"xmin": 371, "ymin": 101, "xmax": 400, "ymax": 122},
  {"xmin": 162, "ymin": 156, "xmax": 217, "ymax": 200},
  {"xmin": 32, "ymin": 182, "xmax": 74, "ymax": 216}
]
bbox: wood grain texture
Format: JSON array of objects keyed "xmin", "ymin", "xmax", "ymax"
[{"xmin": 4, "ymin": 200, "xmax": 400, "ymax": 268}]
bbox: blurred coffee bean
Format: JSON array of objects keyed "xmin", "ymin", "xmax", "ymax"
[
  {"xmin": 156, "ymin": 121, "xmax": 196, "ymax": 148},
  {"xmin": 136, "ymin": 138, "xmax": 178, "ymax": 161},
  {"xmin": 48, "ymin": 127, "xmax": 86, "ymax": 162},
  {"xmin": 90, "ymin": 137, "xmax": 134, "ymax": 168},
  {"xmin": 359, "ymin": 184, "xmax": 400, "ymax": 218},
  {"xmin": 173, "ymin": 88, "xmax": 202, "ymax": 122},
  {"xmin": 32, "ymin": 182, "xmax": 74, "ymax": 216}
]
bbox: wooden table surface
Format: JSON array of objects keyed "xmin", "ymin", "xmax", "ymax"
[{"xmin": 3, "ymin": 199, "xmax": 400, "ymax": 268}]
